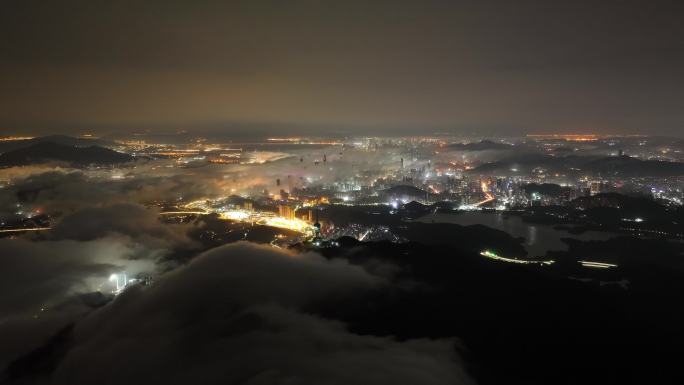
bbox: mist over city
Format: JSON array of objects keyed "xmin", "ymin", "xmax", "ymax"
[{"xmin": 1, "ymin": 2, "xmax": 684, "ymax": 385}]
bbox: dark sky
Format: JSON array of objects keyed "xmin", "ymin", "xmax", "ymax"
[{"xmin": 1, "ymin": 0, "xmax": 683, "ymax": 137}]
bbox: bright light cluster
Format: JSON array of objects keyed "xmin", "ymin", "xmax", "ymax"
[
  {"xmin": 219, "ymin": 210, "xmax": 313, "ymax": 234},
  {"xmin": 262, "ymin": 216, "xmax": 312, "ymax": 233},
  {"xmin": 221, "ymin": 210, "xmax": 251, "ymax": 220}
]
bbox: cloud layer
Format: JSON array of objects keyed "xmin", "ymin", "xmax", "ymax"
[{"xmin": 4, "ymin": 242, "xmax": 472, "ymax": 385}]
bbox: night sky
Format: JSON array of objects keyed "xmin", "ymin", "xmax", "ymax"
[{"xmin": 1, "ymin": 0, "xmax": 683, "ymax": 136}]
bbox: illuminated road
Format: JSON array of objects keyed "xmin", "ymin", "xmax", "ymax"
[
  {"xmin": 480, "ymin": 250, "xmax": 555, "ymax": 266},
  {"xmin": 579, "ymin": 261, "xmax": 618, "ymax": 269},
  {"xmin": 475, "ymin": 182, "xmax": 495, "ymax": 207},
  {"xmin": 358, "ymin": 229, "xmax": 371, "ymax": 241},
  {"xmin": 0, "ymin": 227, "xmax": 51, "ymax": 233}
]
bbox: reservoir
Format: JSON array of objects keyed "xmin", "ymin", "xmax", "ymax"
[{"xmin": 415, "ymin": 211, "xmax": 618, "ymax": 257}]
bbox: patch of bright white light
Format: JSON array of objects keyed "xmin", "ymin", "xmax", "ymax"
[
  {"xmin": 480, "ymin": 250, "xmax": 554, "ymax": 266},
  {"xmin": 109, "ymin": 272, "xmax": 128, "ymax": 294},
  {"xmin": 458, "ymin": 204, "xmax": 478, "ymax": 211},
  {"xmin": 222, "ymin": 210, "xmax": 251, "ymax": 220},
  {"xmin": 579, "ymin": 261, "xmax": 617, "ymax": 269}
]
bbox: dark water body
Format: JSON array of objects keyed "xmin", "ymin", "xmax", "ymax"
[{"xmin": 416, "ymin": 211, "xmax": 619, "ymax": 257}]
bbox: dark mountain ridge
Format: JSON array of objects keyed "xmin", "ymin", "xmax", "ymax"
[
  {"xmin": 447, "ymin": 140, "xmax": 514, "ymax": 151},
  {"xmin": 0, "ymin": 142, "xmax": 133, "ymax": 167},
  {"xmin": 473, "ymin": 154, "xmax": 684, "ymax": 176},
  {"xmin": 0, "ymin": 135, "xmax": 113, "ymax": 153}
]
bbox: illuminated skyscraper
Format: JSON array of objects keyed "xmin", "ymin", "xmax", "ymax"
[{"xmin": 278, "ymin": 204, "xmax": 295, "ymax": 220}]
